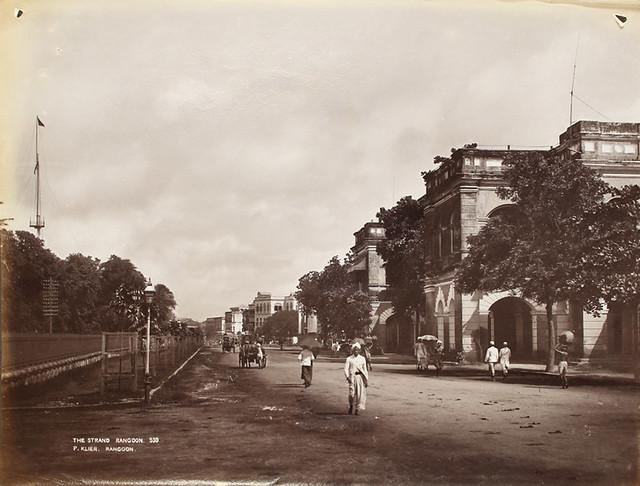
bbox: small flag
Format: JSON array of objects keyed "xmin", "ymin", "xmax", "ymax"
[
  {"xmin": 37, "ymin": 117, "xmax": 45, "ymax": 127},
  {"xmin": 614, "ymin": 14, "xmax": 628, "ymax": 29}
]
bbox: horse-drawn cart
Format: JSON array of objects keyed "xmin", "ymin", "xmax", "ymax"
[
  {"xmin": 238, "ymin": 337, "xmax": 266, "ymax": 368},
  {"xmin": 222, "ymin": 334, "xmax": 236, "ymax": 353}
]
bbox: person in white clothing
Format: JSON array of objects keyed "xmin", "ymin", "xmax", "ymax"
[
  {"xmin": 414, "ymin": 338, "xmax": 427, "ymax": 372},
  {"xmin": 499, "ymin": 342, "xmax": 511, "ymax": 379},
  {"xmin": 298, "ymin": 345, "xmax": 315, "ymax": 387},
  {"xmin": 484, "ymin": 341, "xmax": 499, "ymax": 381},
  {"xmin": 344, "ymin": 342, "xmax": 369, "ymax": 415}
]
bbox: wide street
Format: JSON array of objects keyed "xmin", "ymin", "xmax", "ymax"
[{"xmin": 2, "ymin": 346, "xmax": 638, "ymax": 485}]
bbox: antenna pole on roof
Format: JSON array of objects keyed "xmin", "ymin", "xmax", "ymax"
[{"xmin": 569, "ymin": 34, "xmax": 580, "ymax": 125}]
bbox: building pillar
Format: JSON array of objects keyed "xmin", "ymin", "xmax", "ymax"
[
  {"xmin": 515, "ymin": 312, "xmax": 524, "ymax": 351},
  {"xmin": 437, "ymin": 316, "xmax": 444, "ymax": 340},
  {"xmin": 531, "ymin": 314, "xmax": 538, "ymax": 352},
  {"xmin": 488, "ymin": 311, "xmax": 495, "ymax": 341},
  {"xmin": 424, "ymin": 284, "xmax": 436, "ymax": 335},
  {"xmin": 448, "ymin": 316, "xmax": 455, "ymax": 351}
]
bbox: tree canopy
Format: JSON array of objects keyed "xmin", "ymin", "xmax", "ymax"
[
  {"xmin": 376, "ymin": 196, "xmax": 426, "ymax": 321},
  {"xmin": 296, "ymin": 256, "xmax": 372, "ymax": 339},
  {"xmin": 262, "ymin": 310, "xmax": 298, "ymax": 343},
  {"xmin": 578, "ymin": 185, "xmax": 640, "ymax": 307},
  {"xmin": 0, "ymin": 229, "xmax": 182, "ymax": 334},
  {"xmin": 456, "ymin": 152, "xmax": 640, "ymax": 370}
]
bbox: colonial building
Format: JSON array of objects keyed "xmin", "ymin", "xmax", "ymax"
[
  {"xmin": 224, "ymin": 307, "xmax": 245, "ymax": 335},
  {"xmin": 348, "ymin": 222, "xmax": 394, "ymax": 348},
  {"xmin": 252, "ymin": 292, "xmax": 302, "ymax": 333},
  {"xmin": 421, "ymin": 120, "xmax": 640, "ymax": 365}
]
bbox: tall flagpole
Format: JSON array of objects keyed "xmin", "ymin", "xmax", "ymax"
[{"xmin": 30, "ymin": 117, "xmax": 45, "ymax": 237}]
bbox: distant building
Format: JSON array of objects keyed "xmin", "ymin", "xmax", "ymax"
[
  {"xmin": 204, "ymin": 316, "xmax": 224, "ymax": 339},
  {"xmin": 348, "ymin": 221, "xmax": 393, "ymax": 346},
  {"xmin": 225, "ymin": 307, "xmax": 245, "ymax": 335},
  {"xmin": 252, "ymin": 292, "xmax": 302, "ymax": 334},
  {"xmin": 420, "ymin": 120, "xmax": 640, "ymax": 365}
]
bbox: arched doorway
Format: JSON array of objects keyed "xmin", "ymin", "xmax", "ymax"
[
  {"xmin": 385, "ymin": 313, "xmax": 413, "ymax": 354},
  {"xmin": 489, "ymin": 297, "xmax": 534, "ymax": 359}
]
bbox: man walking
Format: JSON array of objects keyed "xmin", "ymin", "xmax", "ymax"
[
  {"xmin": 484, "ymin": 340, "xmax": 499, "ymax": 381},
  {"xmin": 298, "ymin": 345, "xmax": 315, "ymax": 388},
  {"xmin": 344, "ymin": 342, "xmax": 369, "ymax": 415},
  {"xmin": 499, "ymin": 342, "xmax": 511, "ymax": 380},
  {"xmin": 554, "ymin": 342, "xmax": 569, "ymax": 389}
]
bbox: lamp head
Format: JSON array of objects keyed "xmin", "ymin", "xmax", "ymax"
[{"xmin": 144, "ymin": 279, "xmax": 155, "ymax": 304}]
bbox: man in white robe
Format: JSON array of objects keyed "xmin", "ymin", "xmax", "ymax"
[{"xmin": 344, "ymin": 343, "xmax": 369, "ymax": 415}]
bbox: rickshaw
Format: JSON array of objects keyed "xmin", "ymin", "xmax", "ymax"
[{"xmin": 424, "ymin": 339, "xmax": 444, "ymax": 375}]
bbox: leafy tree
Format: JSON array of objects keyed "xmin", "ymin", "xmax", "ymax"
[
  {"xmin": 58, "ymin": 253, "xmax": 101, "ymax": 333},
  {"xmin": 110, "ymin": 284, "xmax": 144, "ymax": 332},
  {"xmin": 579, "ymin": 185, "xmax": 640, "ymax": 380},
  {"xmin": 456, "ymin": 152, "xmax": 615, "ymax": 370},
  {"xmin": 0, "ymin": 231, "xmax": 183, "ymax": 336},
  {"xmin": 3, "ymin": 230, "xmax": 61, "ymax": 332},
  {"xmin": 262, "ymin": 310, "xmax": 298, "ymax": 348},
  {"xmin": 296, "ymin": 270, "xmax": 322, "ymax": 315},
  {"xmin": 578, "ymin": 185, "xmax": 640, "ymax": 306},
  {"xmin": 154, "ymin": 283, "xmax": 177, "ymax": 333},
  {"xmin": 297, "ymin": 256, "xmax": 372, "ymax": 339},
  {"xmin": 97, "ymin": 255, "xmax": 146, "ymax": 331},
  {"xmin": 377, "ymin": 196, "xmax": 426, "ymax": 325}
]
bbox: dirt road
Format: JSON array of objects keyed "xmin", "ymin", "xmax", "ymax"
[{"xmin": 1, "ymin": 346, "xmax": 638, "ymax": 485}]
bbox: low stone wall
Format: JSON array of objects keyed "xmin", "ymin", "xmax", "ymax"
[{"xmin": 1, "ymin": 352, "xmax": 103, "ymax": 389}]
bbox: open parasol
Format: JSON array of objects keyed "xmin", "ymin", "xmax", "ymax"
[
  {"xmin": 418, "ymin": 335, "xmax": 438, "ymax": 342},
  {"xmin": 298, "ymin": 333, "xmax": 322, "ymax": 349}
]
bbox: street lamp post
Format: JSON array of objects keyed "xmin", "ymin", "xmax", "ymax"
[{"xmin": 144, "ymin": 279, "xmax": 155, "ymax": 404}]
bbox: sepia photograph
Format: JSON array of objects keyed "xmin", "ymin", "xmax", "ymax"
[{"xmin": 1, "ymin": 0, "xmax": 639, "ymax": 484}]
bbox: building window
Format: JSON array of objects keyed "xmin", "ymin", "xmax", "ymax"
[
  {"xmin": 601, "ymin": 143, "xmax": 613, "ymax": 153},
  {"xmin": 486, "ymin": 158, "xmax": 502, "ymax": 170},
  {"xmin": 583, "ymin": 141, "xmax": 595, "ymax": 152},
  {"xmin": 614, "ymin": 144, "xmax": 624, "ymax": 154},
  {"xmin": 624, "ymin": 144, "xmax": 636, "ymax": 154}
]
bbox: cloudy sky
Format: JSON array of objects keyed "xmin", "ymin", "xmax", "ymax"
[{"xmin": 1, "ymin": 0, "xmax": 639, "ymax": 320}]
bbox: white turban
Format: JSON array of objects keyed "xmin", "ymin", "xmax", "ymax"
[{"xmin": 351, "ymin": 342, "xmax": 361, "ymax": 350}]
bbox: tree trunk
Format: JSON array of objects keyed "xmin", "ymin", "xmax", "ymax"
[{"xmin": 546, "ymin": 301, "xmax": 556, "ymax": 372}]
